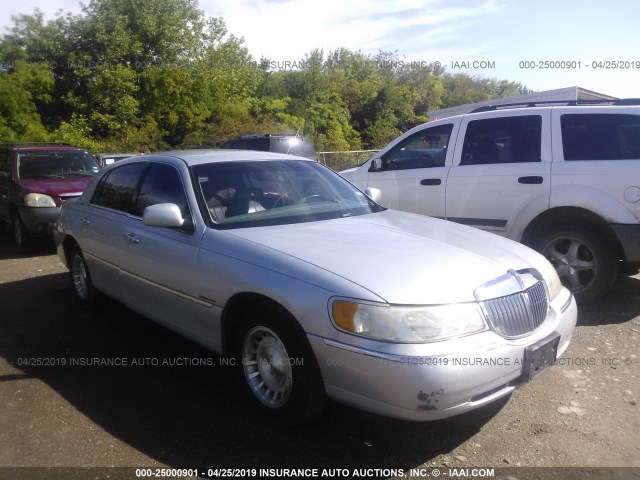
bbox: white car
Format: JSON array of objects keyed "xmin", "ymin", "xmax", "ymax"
[
  {"xmin": 55, "ymin": 150, "xmax": 577, "ymax": 424},
  {"xmin": 341, "ymin": 100, "xmax": 640, "ymax": 303}
]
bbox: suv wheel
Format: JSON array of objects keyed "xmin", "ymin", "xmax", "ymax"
[
  {"xmin": 535, "ymin": 226, "xmax": 618, "ymax": 304},
  {"xmin": 235, "ymin": 303, "xmax": 326, "ymax": 425}
]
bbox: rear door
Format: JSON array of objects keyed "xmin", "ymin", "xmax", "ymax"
[
  {"xmin": 550, "ymin": 107, "xmax": 640, "ymax": 222},
  {"xmin": 445, "ymin": 109, "xmax": 551, "ymax": 238},
  {"xmin": 81, "ymin": 162, "xmax": 148, "ymax": 299},
  {"xmin": 550, "ymin": 108, "xmax": 640, "ymax": 261}
]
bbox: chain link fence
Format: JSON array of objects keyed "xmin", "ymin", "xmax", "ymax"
[{"xmin": 318, "ymin": 150, "xmax": 379, "ymax": 171}]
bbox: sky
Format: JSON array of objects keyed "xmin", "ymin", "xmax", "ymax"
[{"xmin": 1, "ymin": 0, "xmax": 639, "ymax": 99}]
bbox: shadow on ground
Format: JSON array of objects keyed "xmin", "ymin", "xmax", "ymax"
[
  {"xmin": 577, "ymin": 271, "xmax": 640, "ymax": 327},
  {"xmin": 0, "ymin": 230, "xmax": 55, "ymax": 260},
  {"xmin": 0, "ymin": 271, "xmax": 507, "ymax": 469}
]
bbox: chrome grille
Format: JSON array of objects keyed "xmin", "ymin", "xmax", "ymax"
[{"xmin": 480, "ymin": 281, "xmax": 548, "ymax": 338}]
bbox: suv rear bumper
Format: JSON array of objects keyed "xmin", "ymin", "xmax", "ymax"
[
  {"xmin": 19, "ymin": 206, "xmax": 60, "ymax": 236},
  {"xmin": 612, "ymin": 224, "xmax": 640, "ymax": 262}
]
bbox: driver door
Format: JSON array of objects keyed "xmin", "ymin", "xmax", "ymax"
[{"xmin": 365, "ymin": 120, "xmax": 459, "ymax": 218}]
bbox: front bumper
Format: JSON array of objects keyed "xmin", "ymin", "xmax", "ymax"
[
  {"xmin": 19, "ymin": 206, "xmax": 60, "ymax": 237},
  {"xmin": 309, "ymin": 288, "xmax": 577, "ymax": 421},
  {"xmin": 611, "ymin": 223, "xmax": 640, "ymax": 262}
]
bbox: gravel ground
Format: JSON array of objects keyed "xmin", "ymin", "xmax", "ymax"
[{"xmin": 0, "ymin": 233, "xmax": 639, "ymax": 480}]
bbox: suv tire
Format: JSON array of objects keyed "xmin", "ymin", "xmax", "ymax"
[{"xmin": 534, "ymin": 226, "xmax": 618, "ymax": 304}]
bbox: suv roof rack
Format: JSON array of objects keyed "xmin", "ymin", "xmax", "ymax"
[
  {"xmin": 239, "ymin": 133, "xmax": 301, "ymax": 139},
  {"xmin": 1, "ymin": 142, "xmax": 73, "ymax": 147},
  {"xmin": 470, "ymin": 98, "xmax": 640, "ymax": 113}
]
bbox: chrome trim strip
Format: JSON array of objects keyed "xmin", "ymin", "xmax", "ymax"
[
  {"xmin": 321, "ymin": 338, "xmax": 408, "ymax": 363},
  {"xmin": 84, "ymin": 252, "xmax": 212, "ymax": 308},
  {"xmin": 447, "ymin": 217, "xmax": 507, "ymax": 228},
  {"xmin": 560, "ymin": 292, "xmax": 573, "ymax": 313}
]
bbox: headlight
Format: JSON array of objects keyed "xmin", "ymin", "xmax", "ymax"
[
  {"xmin": 331, "ymin": 300, "xmax": 487, "ymax": 343},
  {"xmin": 24, "ymin": 193, "xmax": 56, "ymax": 208},
  {"xmin": 537, "ymin": 259, "xmax": 563, "ymax": 301}
]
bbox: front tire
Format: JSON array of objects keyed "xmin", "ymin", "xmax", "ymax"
[
  {"xmin": 12, "ymin": 214, "xmax": 29, "ymax": 249},
  {"xmin": 235, "ymin": 304, "xmax": 326, "ymax": 425},
  {"xmin": 534, "ymin": 226, "xmax": 618, "ymax": 304}
]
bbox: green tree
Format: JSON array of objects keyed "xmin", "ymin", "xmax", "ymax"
[{"xmin": 0, "ymin": 61, "xmax": 52, "ymax": 142}]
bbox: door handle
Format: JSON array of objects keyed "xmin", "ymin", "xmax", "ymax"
[
  {"xmin": 81, "ymin": 217, "xmax": 90, "ymax": 225},
  {"xmin": 420, "ymin": 178, "xmax": 442, "ymax": 186},
  {"xmin": 123, "ymin": 232, "xmax": 140, "ymax": 244},
  {"xmin": 518, "ymin": 176, "xmax": 543, "ymax": 184}
]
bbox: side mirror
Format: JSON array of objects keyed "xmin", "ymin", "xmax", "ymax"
[
  {"xmin": 143, "ymin": 203, "xmax": 184, "ymax": 228},
  {"xmin": 365, "ymin": 187, "xmax": 382, "ymax": 203},
  {"xmin": 369, "ymin": 158, "xmax": 382, "ymax": 172}
]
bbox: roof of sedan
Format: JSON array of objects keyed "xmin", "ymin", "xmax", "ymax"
[{"xmin": 142, "ymin": 149, "xmax": 311, "ymax": 166}]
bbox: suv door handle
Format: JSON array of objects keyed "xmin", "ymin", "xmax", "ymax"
[
  {"xmin": 518, "ymin": 176, "xmax": 543, "ymax": 184},
  {"xmin": 81, "ymin": 217, "xmax": 90, "ymax": 225},
  {"xmin": 420, "ymin": 178, "xmax": 442, "ymax": 186},
  {"xmin": 123, "ymin": 232, "xmax": 140, "ymax": 244}
]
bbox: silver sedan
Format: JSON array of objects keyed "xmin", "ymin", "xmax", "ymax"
[{"xmin": 55, "ymin": 150, "xmax": 577, "ymax": 424}]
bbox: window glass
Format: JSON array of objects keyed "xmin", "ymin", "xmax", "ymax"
[
  {"xmin": 135, "ymin": 164, "xmax": 190, "ymax": 219},
  {"xmin": 561, "ymin": 114, "xmax": 640, "ymax": 160},
  {"xmin": 194, "ymin": 160, "xmax": 382, "ymax": 228},
  {"xmin": 461, "ymin": 116, "xmax": 542, "ymax": 165},
  {"xmin": 91, "ymin": 163, "xmax": 146, "ymax": 213},
  {"xmin": 223, "ymin": 138, "xmax": 270, "ymax": 151},
  {"xmin": 270, "ymin": 137, "xmax": 317, "ymax": 158},
  {"xmin": 16, "ymin": 150, "xmax": 100, "ymax": 179},
  {"xmin": 371, "ymin": 124, "xmax": 453, "ymax": 171}
]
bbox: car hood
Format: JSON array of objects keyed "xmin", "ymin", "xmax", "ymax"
[
  {"xmin": 17, "ymin": 176, "xmax": 95, "ymax": 196},
  {"xmin": 226, "ymin": 210, "xmax": 549, "ymax": 304}
]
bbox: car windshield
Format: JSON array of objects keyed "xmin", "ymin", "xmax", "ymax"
[
  {"xmin": 193, "ymin": 160, "xmax": 383, "ymax": 228},
  {"xmin": 17, "ymin": 150, "xmax": 100, "ymax": 179}
]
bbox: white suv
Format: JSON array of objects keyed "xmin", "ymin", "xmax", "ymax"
[{"xmin": 341, "ymin": 100, "xmax": 640, "ymax": 303}]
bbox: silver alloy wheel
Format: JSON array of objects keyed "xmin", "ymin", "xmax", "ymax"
[
  {"xmin": 242, "ymin": 326, "xmax": 293, "ymax": 408},
  {"xmin": 542, "ymin": 236, "xmax": 597, "ymax": 293},
  {"xmin": 72, "ymin": 254, "xmax": 89, "ymax": 300}
]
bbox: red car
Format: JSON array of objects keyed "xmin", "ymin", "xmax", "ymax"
[{"xmin": 0, "ymin": 143, "xmax": 101, "ymax": 248}]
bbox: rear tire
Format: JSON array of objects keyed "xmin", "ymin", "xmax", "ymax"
[
  {"xmin": 234, "ymin": 303, "xmax": 326, "ymax": 426},
  {"xmin": 534, "ymin": 226, "xmax": 618, "ymax": 304},
  {"xmin": 69, "ymin": 248, "xmax": 100, "ymax": 309}
]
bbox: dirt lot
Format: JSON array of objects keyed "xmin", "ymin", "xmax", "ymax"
[{"xmin": 0, "ymin": 233, "xmax": 639, "ymax": 479}]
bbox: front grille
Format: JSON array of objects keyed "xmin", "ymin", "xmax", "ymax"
[{"xmin": 480, "ymin": 281, "xmax": 548, "ymax": 338}]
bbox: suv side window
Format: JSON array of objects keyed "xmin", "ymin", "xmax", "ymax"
[
  {"xmin": 134, "ymin": 163, "xmax": 190, "ymax": 220},
  {"xmin": 224, "ymin": 138, "xmax": 270, "ymax": 151},
  {"xmin": 370, "ymin": 123, "xmax": 454, "ymax": 171},
  {"xmin": 461, "ymin": 115, "xmax": 542, "ymax": 165},
  {"xmin": 561, "ymin": 113, "xmax": 640, "ymax": 160},
  {"xmin": 91, "ymin": 163, "xmax": 147, "ymax": 213}
]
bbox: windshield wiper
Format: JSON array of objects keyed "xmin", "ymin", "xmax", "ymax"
[
  {"xmin": 60, "ymin": 171, "xmax": 94, "ymax": 177},
  {"xmin": 21, "ymin": 174, "xmax": 65, "ymax": 179}
]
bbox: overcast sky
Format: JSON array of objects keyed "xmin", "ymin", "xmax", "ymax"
[{"xmin": 1, "ymin": 0, "xmax": 639, "ymax": 98}]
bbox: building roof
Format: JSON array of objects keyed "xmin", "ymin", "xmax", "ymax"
[{"xmin": 426, "ymin": 86, "xmax": 617, "ymax": 120}]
